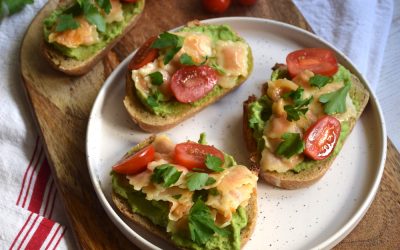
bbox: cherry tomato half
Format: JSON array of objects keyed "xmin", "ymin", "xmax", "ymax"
[
  {"xmin": 238, "ymin": 0, "xmax": 257, "ymax": 6},
  {"xmin": 303, "ymin": 116, "xmax": 341, "ymax": 160},
  {"xmin": 170, "ymin": 65, "xmax": 218, "ymax": 103},
  {"xmin": 112, "ymin": 145, "xmax": 155, "ymax": 175},
  {"xmin": 286, "ymin": 48, "xmax": 338, "ymax": 78},
  {"xmin": 174, "ymin": 142, "xmax": 225, "ymax": 170},
  {"xmin": 128, "ymin": 36, "xmax": 159, "ymax": 70},
  {"xmin": 202, "ymin": 0, "xmax": 231, "ymax": 14}
]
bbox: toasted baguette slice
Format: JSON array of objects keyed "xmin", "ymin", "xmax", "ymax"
[
  {"xmin": 123, "ymin": 22, "xmax": 253, "ymax": 132},
  {"xmin": 42, "ymin": 0, "xmax": 145, "ymax": 76},
  {"xmin": 111, "ymin": 136, "xmax": 258, "ymax": 249},
  {"xmin": 243, "ymin": 73, "xmax": 369, "ymax": 189}
]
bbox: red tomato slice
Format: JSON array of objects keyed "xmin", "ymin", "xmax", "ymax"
[
  {"xmin": 286, "ymin": 48, "xmax": 338, "ymax": 77},
  {"xmin": 112, "ymin": 145, "xmax": 155, "ymax": 175},
  {"xmin": 128, "ymin": 36, "xmax": 158, "ymax": 70},
  {"xmin": 170, "ymin": 65, "xmax": 218, "ymax": 103},
  {"xmin": 202, "ymin": 0, "xmax": 231, "ymax": 14},
  {"xmin": 303, "ymin": 116, "xmax": 341, "ymax": 160},
  {"xmin": 173, "ymin": 142, "xmax": 224, "ymax": 170}
]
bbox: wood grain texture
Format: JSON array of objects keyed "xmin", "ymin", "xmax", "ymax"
[{"xmin": 20, "ymin": 0, "xmax": 399, "ymax": 249}]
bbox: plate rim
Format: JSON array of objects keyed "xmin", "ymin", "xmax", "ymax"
[{"xmin": 86, "ymin": 16, "xmax": 387, "ymax": 250}]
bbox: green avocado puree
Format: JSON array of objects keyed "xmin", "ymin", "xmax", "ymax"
[
  {"xmin": 43, "ymin": 1, "xmax": 144, "ymax": 60},
  {"xmin": 111, "ymin": 173, "xmax": 247, "ymax": 250}
]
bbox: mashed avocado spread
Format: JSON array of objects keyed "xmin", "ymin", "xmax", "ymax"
[
  {"xmin": 43, "ymin": 1, "xmax": 144, "ymax": 60},
  {"xmin": 248, "ymin": 65, "xmax": 359, "ymax": 173},
  {"xmin": 112, "ymin": 172, "xmax": 248, "ymax": 250}
]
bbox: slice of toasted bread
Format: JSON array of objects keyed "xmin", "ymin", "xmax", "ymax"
[
  {"xmin": 111, "ymin": 136, "xmax": 258, "ymax": 249},
  {"xmin": 123, "ymin": 24, "xmax": 253, "ymax": 133},
  {"xmin": 243, "ymin": 74, "xmax": 370, "ymax": 189},
  {"xmin": 42, "ymin": 0, "xmax": 145, "ymax": 76}
]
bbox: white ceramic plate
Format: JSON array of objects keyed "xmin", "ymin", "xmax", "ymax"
[{"xmin": 86, "ymin": 17, "xmax": 387, "ymax": 250}]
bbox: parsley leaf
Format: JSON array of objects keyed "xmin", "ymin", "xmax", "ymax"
[
  {"xmin": 146, "ymin": 91, "xmax": 164, "ymax": 108},
  {"xmin": 248, "ymin": 95, "xmax": 272, "ymax": 152},
  {"xmin": 205, "ymin": 154, "xmax": 224, "ymax": 172},
  {"xmin": 148, "ymin": 71, "xmax": 163, "ymax": 86},
  {"xmin": 151, "ymin": 164, "xmax": 182, "ymax": 187},
  {"xmin": 55, "ymin": 14, "xmax": 80, "ymax": 32},
  {"xmin": 77, "ymin": 0, "xmax": 106, "ymax": 33},
  {"xmin": 151, "ymin": 32, "xmax": 184, "ymax": 65},
  {"xmin": 275, "ymin": 133, "xmax": 305, "ymax": 158},
  {"xmin": 186, "ymin": 173, "xmax": 214, "ymax": 191},
  {"xmin": 209, "ymin": 188, "xmax": 219, "ymax": 196},
  {"xmin": 188, "ymin": 199, "xmax": 230, "ymax": 245},
  {"xmin": 319, "ymin": 84, "xmax": 350, "ymax": 114},
  {"xmin": 180, "ymin": 53, "xmax": 196, "ymax": 66},
  {"xmin": 95, "ymin": 0, "xmax": 112, "ymax": 14},
  {"xmin": 198, "ymin": 133, "xmax": 207, "ymax": 145},
  {"xmin": 309, "ymin": 75, "xmax": 331, "ymax": 88},
  {"xmin": 283, "ymin": 87, "xmax": 313, "ymax": 121}
]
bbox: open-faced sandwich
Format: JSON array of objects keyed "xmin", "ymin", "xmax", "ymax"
[
  {"xmin": 42, "ymin": 0, "xmax": 145, "ymax": 75},
  {"xmin": 111, "ymin": 134, "xmax": 258, "ymax": 249},
  {"xmin": 124, "ymin": 21, "xmax": 253, "ymax": 132},
  {"xmin": 243, "ymin": 48, "xmax": 369, "ymax": 189}
]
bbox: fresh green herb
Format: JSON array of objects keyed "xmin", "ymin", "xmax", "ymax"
[
  {"xmin": 151, "ymin": 32, "xmax": 184, "ymax": 65},
  {"xmin": 146, "ymin": 91, "xmax": 164, "ymax": 108},
  {"xmin": 186, "ymin": 173, "xmax": 214, "ymax": 191},
  {"xmin": 284, "ymin": 97, "xmax": 313, "ymax": 122},
  {"xmin": 211, "ymin": 62, "xmax": 226, "ymax": 75},
  {"xmin": 209, "ymin": 188, "xmax": 219, "ymax": 196},
  {"xmin": 192, "ymin": 190, "xmax": 209, "ymax": 202},
  {"xmin": 283, "ymin": 87, "xmax": 313, "ymax": 121},
  {"xmin": 205, "ymin": 177, "xmax": 216, "ymax": 186},
  {"xmin": 309, "ymin": 75, "xmax": 331, "ymax": 88},
  {"xmin": 179, "ymin": 53, "xmax": 196, "ymax": 66},
  {"xmin": 1, "ymin": 0, "xmax": 33, "ymax": 16},
  {"xmin": 151, "ymin": 164, "xmax": 182, "ymax": 188},
  {"xmin": 95, "ymin": 0, "xmax": 111, "ymax": 14},
  {"xmin": 319, "ymin": 84, "xmax": 350, "ymax": 114},
  {"xmin": 198, "ymin": 133, "xmax": 207, "ymax": 145},
  {"xmin": 172, "ymin": 194, "xmax": 182, "ymax": 200},
  {"xmin": 188, "ymin": 199, "xmax": 230, "ymax": 245},
  {"xmin": 148, "ymin": 71, "xmax": 164, "ymax": 86},
  {"xmin": 55, "ymin": 14, "xmax": 80, "ymax": 32},
  {"xmin": 205, "ymin": 154, "xmax": 224, "ymax": 172},
  {"xmin": 81, "ymin": 1, "xmax": 106, "ymax": 33},
  {"xmin": 275, "ymin": 133, "xmax": 305, "ymax": 158},
  {"xmin": 248, "ymin": 95, "xmax": 272, "ymax": 152}
]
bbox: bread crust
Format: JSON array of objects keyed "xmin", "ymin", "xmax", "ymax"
[
  {"xmin": 111, "ymin": 136, "xmax": 258, "ymax": 249},
  {"xmin": 41, "ymin": 1, "xmax": 144, "ymax": 76},
  {"xmin": 243, "ymin": 74, "xmax": 370, "ymax": 189},
  {"xmin": 123, "ymin": 27, "xmax": 253, "ymax": 133}
]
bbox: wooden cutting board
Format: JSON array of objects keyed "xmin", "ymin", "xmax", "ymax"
[{"xmin": 20, "ymin": 0, "xmax": 400, "ymax": 249}]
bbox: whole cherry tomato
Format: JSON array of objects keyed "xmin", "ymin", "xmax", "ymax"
[
  {"xmin": 286, "ymin": 48, "xmax": 338, "ymax": 77},
  {"xmin": 174, "ymin": 142, "xmax": 225, "ymax": 170},
  {"xmin": 202, "ymin": 0, "xmax": 231, "ymax": 14},
  {"xmin": 112, "ymin": 145, "xmax": 155, "ymax": 174},
  {"xmin": 303, "ymin": 116, "xmax": 341, "ymax": 160}
]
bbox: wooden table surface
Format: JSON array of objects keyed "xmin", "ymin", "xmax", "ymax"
[{"xmin": 20, "ymin": 0, "xmax": 400, "ymax": 249}]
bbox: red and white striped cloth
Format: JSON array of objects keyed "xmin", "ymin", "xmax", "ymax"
[{"xmin": 0, "ymin": 0, "xmax": 74, "ymax": 248}]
